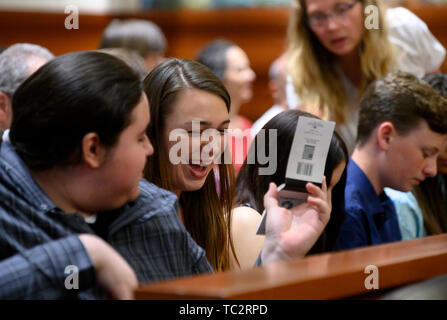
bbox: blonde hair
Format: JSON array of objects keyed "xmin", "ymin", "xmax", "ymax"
[{"xmin": 287, "ymin": 0, "xmax": 396, "ymax": 123}]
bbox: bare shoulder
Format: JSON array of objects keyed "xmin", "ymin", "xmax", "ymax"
[
  {"xmin": 231, "ymin": 206, "xmax": 262, "ymax": 228},
  {"xmin": 230, "ymin": 206, "xmax": 265, "ymax": 270}
]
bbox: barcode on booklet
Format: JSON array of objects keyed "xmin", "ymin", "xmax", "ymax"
[
  {"xmin": 302, "ymin": 144, "xmax": 315, "ymax": 160},
  {"xmin": 296, "ymin": 162, "xmax": 313, "ymax": 176}
]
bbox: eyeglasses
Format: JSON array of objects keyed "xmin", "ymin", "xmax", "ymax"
[{"xmin": 307, "ymin": 1, "xmax": 360, "ymax": 30}]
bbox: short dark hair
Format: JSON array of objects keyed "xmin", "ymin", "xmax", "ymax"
[
  {"xmin": 356, "ymin": 71, "xmax": 447, "ymax": 146},
  {"xmin": 10, "ymin": 51, "xmax": 143, "ymax": 171},
  {"xmin": 196, "ymin": 39, "xmax": 236, "ymax": 80}
]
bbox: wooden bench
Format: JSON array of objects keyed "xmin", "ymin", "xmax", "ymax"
[{"xmin": 135, "ymin": 234, "xmax": 447, "ymax": 299}]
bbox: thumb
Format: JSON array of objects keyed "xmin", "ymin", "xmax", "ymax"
[{"xmin": 263, "ymin": 182, "xmax": 279, "ymax": 212}]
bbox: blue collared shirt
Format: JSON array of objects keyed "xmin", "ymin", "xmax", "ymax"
[
  {"xmin": 0, "ymin": 139, "xmax": 212, "ymax": 299},
  {"xmin": 337, "ymin": 159, "xmax": 402, "ymax": 250}
]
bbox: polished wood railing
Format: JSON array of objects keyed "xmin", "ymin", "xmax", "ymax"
[{"xmin": 135, "ymin": 234, "xmax": 447, "ymax": 299}]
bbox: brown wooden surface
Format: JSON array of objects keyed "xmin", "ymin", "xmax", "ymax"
[
  {"xmin": 1, "ymin": 5, "xmax": 446, "ymax": 121},
  {"xmin": 135, "ymin": 234, "xmax": 447, "ymax": 300}
]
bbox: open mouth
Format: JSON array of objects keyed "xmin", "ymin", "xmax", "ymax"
[
  {"xmin": 331, "ymin": 37, "xmax": 347, "ymax": 46},
  {"xmin": 187, "ymin": 162, "xmax": 210, "ymax": 179}
]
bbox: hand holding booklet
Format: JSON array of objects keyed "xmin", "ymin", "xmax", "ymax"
[{"xmin": 256, "ymin": 116, "xmax": 335, "ymax": 235}]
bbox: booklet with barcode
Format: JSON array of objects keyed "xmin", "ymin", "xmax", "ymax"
[{"xmin": 256, "ymin": 117, "xmax": 335, "ymax": 235}]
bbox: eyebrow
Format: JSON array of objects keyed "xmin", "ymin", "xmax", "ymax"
[
  {"xmin": 423, "ymin": 146, "xmax": 439, "ymax": 155},
  {"xmin": 307, "ymin": 1, "xmax": 349, "ymax": 14},
  {"xmin": 140, "ymin": 122, "xmax": 150, "ymax": 135},
  {"xmin": 183, "ymin": 119, "xmax": 231, "ymax": 126}
]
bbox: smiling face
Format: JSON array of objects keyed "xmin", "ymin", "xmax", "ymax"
[
  {"xmin": 163, "ymin": 88, "xmax": 230, "ymax": 196},
  {"xmin": 384, "ymin": 121, "xmax": 447, "ymax": 192},
  {"xmin": 305, "ymin": 0, "xmax": 364, "ymax": 57}
]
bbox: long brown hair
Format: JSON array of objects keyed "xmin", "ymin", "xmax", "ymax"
[
  {"xmin": 412, "ymin": 177, "xmax": 447, "ymax": 235},
  {"xmin": 143, "ymin": 58, "xmax": 236, "ymax": 271}
]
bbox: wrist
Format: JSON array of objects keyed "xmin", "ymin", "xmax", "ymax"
[
  {"xmin": 79, "ymin": 234, "xmax": 107, "ymax": 271},
  {"xmin": 261, "ymin": 240, "xmax": 305, "ymax": 265}
]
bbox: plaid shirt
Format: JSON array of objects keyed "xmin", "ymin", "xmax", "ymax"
[
  {"xmin": 0, "ymin": 140, "xmax": 212, "ymax": 299},
  {"xmin": 0, "ymin": 236, "xmax": 97, "ymax": 299}
]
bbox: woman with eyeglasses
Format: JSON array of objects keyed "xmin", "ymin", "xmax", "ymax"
[{"xmin": 286, "ymin": 0, "xmax": 445, "ymax": 153}]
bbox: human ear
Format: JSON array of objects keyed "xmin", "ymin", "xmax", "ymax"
[
  {"xmin": 81, "ymin": 132, "xmax": 108, "ymax": 169},
  {"xmin": 377, "ymin": 121, "xmax": 395, "ymax": 151},
  {"xmin": 0, "ymin": 92, "xmax": 12, "ymax": 130}
]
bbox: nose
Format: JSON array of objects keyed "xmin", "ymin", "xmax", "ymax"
[
  {"xmin": 248, "ymin": 68, "xmax": 256, "ymax": 82},
  {"xmin": 145, "ymin": 135, "xmax": 154, "ymax": 157},
  {"xmin": 326, "ymin": 15, "xmax": 340, "ymax": 31},
  {"xmin": 200, "ymin": 130, "xmax": 225, "ymax": 163},
  {"xmin": 423, "ymin": 158, "xmax": 437, "ymax": 177}
]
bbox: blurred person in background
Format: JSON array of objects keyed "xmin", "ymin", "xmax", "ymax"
[
  {"xmin": 98, "ymin": 48, "xmax": 149, "ymax": 80},
  {"xmin": 0, "ymin": 43, "xmax": 54, "ymax": 134},
  {"xmin": 286, "ymin": 0, "xmax": 445, "ymax": 153},
  {"xmin": 197, "ymin": 39, "xmax": 256, "ymax": 174},
  {"xmin": 251, "ymin": 53, "xmax": 289, "ymax": 137},
  {"xmin": 99, "ymin": 19, "xmax": 166, "ymax": 72}
]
